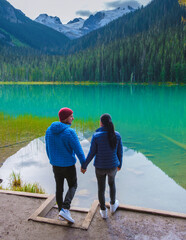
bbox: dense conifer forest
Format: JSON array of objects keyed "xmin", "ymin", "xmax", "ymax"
[{"xmin": 0, "ymin": 0, "xmax": 185, "ymax": 83}]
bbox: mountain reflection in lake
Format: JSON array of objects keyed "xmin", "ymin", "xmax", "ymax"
[{"xmin": 1, "ymin": 137, "xmax": 186, "ymax": 214}]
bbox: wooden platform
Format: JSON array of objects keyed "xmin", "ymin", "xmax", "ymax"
[
  {"xmin": 1, "ymin": 189, "xmax": 186, "ymax": 231},
  {"xmin": 28, "ymin": 194, "xmax": 99, "ymax": 230},
  {"xmin": 105, "ymin": 202, "xmax": 186, "ymax": 219},
  {"xmin": 0, "ymin": 190, "xmax": 99, "ymax": 230}
]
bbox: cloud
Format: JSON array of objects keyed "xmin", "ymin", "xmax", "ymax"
[
  {"xmin": 105, "ymin": 0, "xmax": 141, "ymax": 9},
  {"xmin": 76, "ymin": 10, "xmax": 92, "ymax": 17}
]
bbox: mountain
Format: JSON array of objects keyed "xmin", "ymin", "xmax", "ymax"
[
  {"xmin": 35, "ymin": 14, "xmax": 84, "ymax": 39},
  {"xmin": 63, "ymin": 0, "xmax": 184, "ymax": 54},
  {"xmin": 0, "ymin": 0, "xmax": 184, "ymax": 84},
  {"xmin": 82, "ymin": 5, "xmax": 138, "ymax": 31},
  {"xmin": 35, "ymin": 5, "xmax": 139, "ymax": 39},
  {"xmin": 0, "ymin": 0, "xmax": 69, "ymax": 52}
]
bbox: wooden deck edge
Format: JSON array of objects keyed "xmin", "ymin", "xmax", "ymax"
[
  {"xmin": 53, "ymin": 204, "xmax": 89, "ymax": 213},
  {"xmin": 81, "ymin": 200, "xmax": 99, "ymax": 230},
  {"xmin": 30, "ymin": 216, "xmax": 83, "ymax": 229},
  {"xmin": 1, "ymin": 189, "xmax": 185, "ymax": 220},
  {"xmin": 28, "ymin": 194, "xmax": 56, "ymax": 219},
  {"xmin": 105, "ymin": 202, "xmax": 186, "ymax": 219},
  {"xmin": 28, "ymin": 195, "xmax": 92, "ymax": 230},
  {"xmin": 0, "ymin": 189, "xmax": 49, "ymax": 199}
]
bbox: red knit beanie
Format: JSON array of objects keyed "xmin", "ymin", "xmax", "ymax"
[{"xmin": 58, "ymin": 107, "xmax": 73, "ymax": 122}]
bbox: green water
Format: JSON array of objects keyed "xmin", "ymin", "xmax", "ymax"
[{"xmin": 0, "ymin": 84, "xmax": 186, "ymax": 188}]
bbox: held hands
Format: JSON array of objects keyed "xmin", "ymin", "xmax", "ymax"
[
  {"xmin": 81, "ymin": 167, "xmax": 119, "ymax": 173},
  {"xmin": 81, "ymin": 167, "xmax": 86, "ymax": 174}
]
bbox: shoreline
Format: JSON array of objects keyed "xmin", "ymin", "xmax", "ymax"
[
  {"xmin": 0, "ymin": 191, "xmax": 186, "ymax": 240},
  {"xmin": 0, "ymin": 81, "xmax": 185, "ymax": 86}
]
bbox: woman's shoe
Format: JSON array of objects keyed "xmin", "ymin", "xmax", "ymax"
[
  {"xmin": 110, "ymin": 200, "xmax": 119, "ymax": 214},
  {"xmin": 100, "ymin": 208, "xmax": 108, "ymax": 219}
]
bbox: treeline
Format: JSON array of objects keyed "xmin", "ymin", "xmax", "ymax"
[
  {"xmin": 0, "ymin": 23, "xmax": 185, "ymax": 83},
  {"xmin": 0, "ymin": 0, "xmax": 185, "ymax": 83}
]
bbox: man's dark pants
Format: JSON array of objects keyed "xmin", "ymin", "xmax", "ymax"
[{"xmin": 53, "ymin": 165, "xmax": 77, "ymax": 211}]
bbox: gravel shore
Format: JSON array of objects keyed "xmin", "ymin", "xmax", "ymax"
[{"xmin": 0, "ymin": 191, "xmax": 186, "ymax": 240}]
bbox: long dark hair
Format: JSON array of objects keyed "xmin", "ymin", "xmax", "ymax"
[{"xmin": 100, "ymin": 113, "xmax": 117, "ymax": 149}]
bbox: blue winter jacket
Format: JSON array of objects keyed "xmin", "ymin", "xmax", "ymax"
[
  {"xmin": 45, "ymin": 122, "xmax": 85, "ymax": 167},
  {"xmin": 82, "ymin": 127, "xmax": 123, "ymax": 169}
]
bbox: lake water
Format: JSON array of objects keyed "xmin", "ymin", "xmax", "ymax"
[{"xmin": 0, "ymin": 84, "xmax": 186, "ymax": 213}]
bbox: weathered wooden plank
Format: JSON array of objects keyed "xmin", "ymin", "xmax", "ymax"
[
  {"xmin": 0, "ymin": 189, "xmax": 49, "ymax": 199},
  {"xmin": 53, "ymin": 204, "xmax": 89, "ymax": 213},
  {"xmin": 28, "ymin": 194, "xmax": 56, "ymax": 219},
  {"xmin": 81, "ymin": 200, "xmax": 99, "ymax": 230},
  {"xmin": 105, "ymin": 202, "xmax": 186, "ymax": 219},
  {"xmin": 70, "ymin": 206, "xmax": 89, "ymax": 213},
  {"xmin": 33, "ymin": 216, "xmax": 83, "ymax": 229},
  {"xmin": 28, "ymin": 195, "xmax": 95, "ymax": 229}
]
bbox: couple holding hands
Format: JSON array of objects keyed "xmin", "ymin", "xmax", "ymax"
[{"xmin": 45, "ymin": 107, "xmax": 123, "ymax": 223}]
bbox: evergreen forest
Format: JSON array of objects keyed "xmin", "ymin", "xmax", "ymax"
[{"xmin": 0, "ymin": 0, "xmax": 185, "ymax": 84}]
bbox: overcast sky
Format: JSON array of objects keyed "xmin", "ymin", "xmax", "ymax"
[{"xmin": 8, "ymin": 0, "xmax": 152, "ymax": 24}]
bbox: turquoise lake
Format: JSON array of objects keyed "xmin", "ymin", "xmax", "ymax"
[{"xmin": 0, "ymin": 84, "xmax": 186, "ymax": 213}]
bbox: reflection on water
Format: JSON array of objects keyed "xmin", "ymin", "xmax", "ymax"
[
  {"xmin": 0, "ymin": 84, "xmax": 185, "ymax": 188},
  {"xmin": 1, "ymin": 137, "xmax": 186, "ymax": 214}
]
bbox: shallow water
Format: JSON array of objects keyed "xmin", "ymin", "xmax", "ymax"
[{"xmin": 1, "ymin": 137, "xmax": 186, "ymax": 214}]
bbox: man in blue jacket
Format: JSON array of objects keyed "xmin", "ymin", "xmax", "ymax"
[{"xmin": 45, "ymin": 107, "xmax": 85, "ymax": 223}]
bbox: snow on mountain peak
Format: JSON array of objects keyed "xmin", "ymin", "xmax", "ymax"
[
  {"xmin": 67, "ymin": 18, "xmax": 84, "ymax": 25},
  {"xmin": 35, "ymin": 14, "xmax": 62, "ymax": 25},
  {"xmin": 35, "ymin": 4, "xmax": 139, "ymax": 39}
]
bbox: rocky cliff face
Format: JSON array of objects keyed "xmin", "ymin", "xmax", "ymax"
[{"xmin": 0, "ymin": 1, "xmax": 25, "ymax": 23}]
